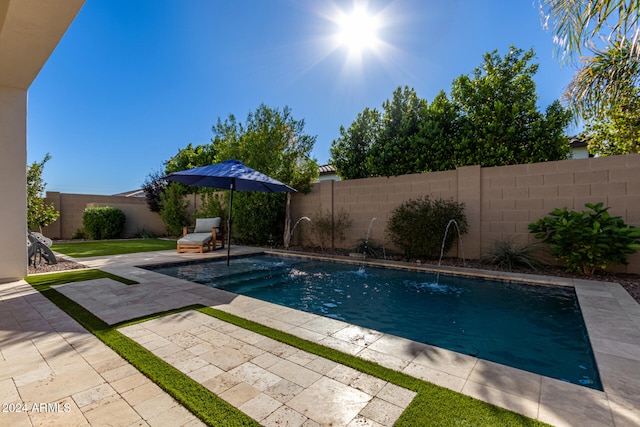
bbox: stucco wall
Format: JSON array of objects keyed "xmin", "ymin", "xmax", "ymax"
[
  {"xmin": 42, "ymin": 192, "xmax": 165, "ymax": 239},
  {"xmin": 0, "ymin": 87, "xmax": 28, "ymax": 282},
  {"xmin": 290, "ymin": 154, "xmax": 640, "ymax": 274},
  {"xmin": 0, "ymin": 0, "xmax": 85, "ymax": 283}
]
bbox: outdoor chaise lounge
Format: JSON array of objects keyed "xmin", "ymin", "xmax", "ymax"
[{"xmin": 177, "ymin": 217, "xmax": 224, "ymax": 253}]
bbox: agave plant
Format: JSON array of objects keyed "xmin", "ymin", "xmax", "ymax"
[
  {"xmin": 351, "ymin": 238, "xmax": 383, "ymax": 258},
  {"xmin": 482, "ymin": 238, "xmax": 543, "ymax": 271}
]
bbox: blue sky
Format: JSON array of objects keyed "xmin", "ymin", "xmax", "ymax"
[{"xmin": 28, "ymin": 0, "xmax": 577, "ymax": 195}]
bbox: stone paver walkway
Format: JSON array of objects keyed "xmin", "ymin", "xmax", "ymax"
[
  {"xmin": 119, "ymin": 310, "xmax": 416, "ymax": 426},
  {"xmin": 2, "ymin": 248, "xmax": 640, "ymax": 426},
  {"xmin": 0, "ymin": 280, "xmax": 204, "ymax": 427}
]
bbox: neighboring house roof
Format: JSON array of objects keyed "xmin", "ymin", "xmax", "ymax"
[
  {"xmin": 113, "ymin": 189, "xmax": 146, "ymax": 197},
  {"xmin": 319, "ymin": 164, "xmax": 336, "ymax": 175},
  {"xmin": 568, "ymin": 136, "xmax": 593, "ymax": 158},
  {"xmin": 569, "ymin": 136, "xmax": 588, "ymax": 149},
  {"xmin": 318, "ymin": 164, "xmax": 339, "ymax": 181}
]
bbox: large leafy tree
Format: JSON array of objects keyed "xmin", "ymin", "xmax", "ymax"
[
  {"xmin": 329, "ymin": 108, "xmax": 380, "ymax": 179},
  {"xmin": 451, "ymin": 47, "xmax": 572, "ymax": 166},
  {"xmin": 211, "ymin": 104, "xmax": 317, "ymax": 193},
  {"xmin": 368, "ymin": 86, "xmax": 428, "ymax": 176},
  {"xmin": 583, "ymin": 87, "xmax": 640, "ymax": 155},
  {"xmin": 155, "ymin": 104, "xmax": 318, "ymax": 244},
  {"xmin": 164, "ymin": 143, "xmax": 217, "ymax": 174},
  {"xmin": 146, "ymin": 105, "xmax": 317, "ymax": 242},
  {"xmin": 27, "ymin": 153, "xmax": 60, "ymax": 232},
  {"xmin": 419, "ymin": 91, "xmax": 460, "ymax": 172},
  {"xmin": 211, "ymin": 104, "xmax": 318, "ymax": 245},
  {"xmin": 330, "ymin": 47, "xmax": 571, "ymax": 178}
]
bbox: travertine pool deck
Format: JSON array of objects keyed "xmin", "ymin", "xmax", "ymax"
[{"xmin": 2, "ymin": 248, "xmax": 639, "ymax": 426}]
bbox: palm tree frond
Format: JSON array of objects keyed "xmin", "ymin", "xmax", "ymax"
[{"xmin": 540, "ymin": 0, "xmax": 640, "ymax": 60}]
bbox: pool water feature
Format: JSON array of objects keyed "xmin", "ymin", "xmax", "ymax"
[{"xmin": 145, "ymin": 254, "xmax": 602, "ymax": 390}]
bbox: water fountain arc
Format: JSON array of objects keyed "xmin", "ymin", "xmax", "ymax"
[
  {"xmin": 285, "ymin": 216, "xmax": 311, "ymax": 249},
  {"xmin": 435, "ymin": 219, "xmax": 466, "ymax": 284},
  {"xmin": 363, "ymin": 217, "xmax": 378, "ymax": 259}
]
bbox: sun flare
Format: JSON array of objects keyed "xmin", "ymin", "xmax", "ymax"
[
  {"xmin": 335, "ymin": 6, "xmax": 381, "ymax": 55},
  {"xmin": 312, "ymin": 1, "xmax": 397, "ymax": 75}
]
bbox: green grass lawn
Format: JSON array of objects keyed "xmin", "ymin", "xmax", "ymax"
[
  {"xmin": 25, "ymin": 269, "xmax": 549, "ymax": 427},
  {"xmin": 51, "ymin": 238, "xmax": 176, "ymax": 257}
]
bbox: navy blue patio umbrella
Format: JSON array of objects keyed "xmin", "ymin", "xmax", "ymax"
[{"xmin": 163, "ymin": 159, "xmax": 297, "ymax": 265}]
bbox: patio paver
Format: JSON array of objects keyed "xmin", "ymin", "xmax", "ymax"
[
  {"xmin": 0, "ymin": 279, "xmax": 205, "ymax": 427},
  {"xmin": 4, "ymin": 247, "xmax": 640, "ymax": 426},
  {"xmin": 119, "ymin": 310, "xmax": 415, "ymax": 426}
]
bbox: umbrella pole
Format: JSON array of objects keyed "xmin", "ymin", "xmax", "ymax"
[{"xmin": 226, "ymin": 179, "xmax": 234, "ymax": 266}]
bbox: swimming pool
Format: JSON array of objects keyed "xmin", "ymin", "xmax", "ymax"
[{"xmin": 145, "ymin": 254, "xmax": 602, "ymax": 390}]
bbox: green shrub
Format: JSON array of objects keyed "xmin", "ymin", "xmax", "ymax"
[
  {"xmin": 529, "ymin": 202, "xmax": 640, "ymax": 276},
  {"xmin": 159, "ymin": 183, "xmax": 191, "ymax": 237},
  {"xmin": 82, "ymin": 206, "xmax": 126, "ymax": 240},
  {"xmin": 71, "ymin": 228, "xmax": 87, "ymax": 239},
  {"xmin": 195, "ymin": 191, "xmax": 226, "ymax": 221},
  {"xmin": 231, "ymin": 192, "xmax": 286, "ymax": 245},
  {"xmin": 482, "ymin": 238, "xmax": 542, "ymax": 270},
  {"xmin": 386, "ymin": 196, "xmax": 468, "ymax": 260},
  {"xmin": 309, "ymin": 209, "xmax": 352, "ymax": 252}
]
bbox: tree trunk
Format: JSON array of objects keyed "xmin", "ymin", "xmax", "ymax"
[{"xmin": 283, "ymin": 193, "xmax": 291, "ymax": 248}]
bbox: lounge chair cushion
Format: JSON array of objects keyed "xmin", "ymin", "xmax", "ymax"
[
  {"xmin": 193, "ymin": 217, "xmax": 221, "ymax": 233},
  {"xmin": 177, "ymin": 233, "xmax": 212, "ymax": 245},
  {"xmin": 177, "ymin": 217, "xmax": 224, "ymax": 253}
]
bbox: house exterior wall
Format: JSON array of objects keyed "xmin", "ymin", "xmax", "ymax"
[
  {"xmin": 0, "ymin": 0, "xmax": 85, "ymax": 283},
  {"xmin": 290, "ymin": 154, "xmax": 640, "ymax": 274},
  {"xmin": 571, "ymin": 146, "xmax": 590, "ymax": 159},
  {"xmin": 0, "ymin": 88, "xmax": 28, "ymax": 281}
]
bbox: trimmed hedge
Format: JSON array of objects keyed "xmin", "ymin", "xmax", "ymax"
[{"xmin": 83, "ymin": 206, "xmax": 126, "ymax": 240}]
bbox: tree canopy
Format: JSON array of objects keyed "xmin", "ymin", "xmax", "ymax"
[
  {"xmin": 148, "ymin": 104, "xmax": 318, "ymax": 244},
  {"xmin": 211, "ymin": 104, "xmax": 318, "ymax": 193},
  {"xmin": 583, "ymin": 86, "xmax": 640, "ymax": 155},
  {"xmin": 209, "ymin": 104, "xmax": 318, "ymax": 244},
  {"xmin": 329, "ymin": 47, "xmax": 572, "ymax": 179},
  {"xmin": 164, "ymin": 143, "xmax": 217, "ymax": 175},
  {"xmin": 330, "ymin": 108, "xmax": 380, "ymax": 180},
  {"xmin": 368, "ymin": 87, "xmax": 428, "ymax": 176}
]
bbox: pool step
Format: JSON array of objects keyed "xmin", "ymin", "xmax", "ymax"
[
  {"xmin": 223, "ymin": 273, "xmax": 290, "ymax": 294},
  {"xmin": 193, "ymin": 265, "xmax": 289, "ymax": 285},
  {"xmin": 217, "ymin": 269, "xmax": 291, "ymax": 292}
]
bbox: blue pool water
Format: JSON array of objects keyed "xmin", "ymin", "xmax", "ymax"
[{"xmin": 145, "ymin": 254, "xmax": 601, "ymax": 390}]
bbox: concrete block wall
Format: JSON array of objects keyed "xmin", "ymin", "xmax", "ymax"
[
  {"xmin": 291, "ymin": 154, "xmax": 640, "ymax": 274},
  {"xmin": 42, "ymin": 192, "xmax": 165, "ymax": 239},
  {"xmin": 291, "ymin": 170, "xmax": 460, "ymax": 255},
  {"xmin": 39, "ymin": 154, "xmax": 640, "ymax": 274}
]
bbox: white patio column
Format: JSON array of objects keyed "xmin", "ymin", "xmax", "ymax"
[
  {"xmin": 0, "ymin": 88, "xmax": 28, "ymax": 281},
  {"xmin": 0, "ymin": 0, "xmax": 85, "ymax": 282}
]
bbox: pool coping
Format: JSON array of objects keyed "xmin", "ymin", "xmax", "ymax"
[{"xmin": 47, "ymin": 248, "xmax": 640, "ymax": 425}]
